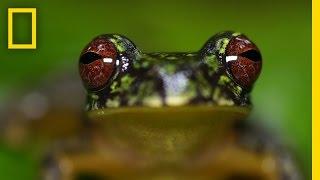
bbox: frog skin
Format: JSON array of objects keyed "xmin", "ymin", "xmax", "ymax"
[
  {"xmin": 41, "ymin": 32, "xmax": 300, "ymax": 180},
  {"xmin": 80, "ymin": 32, "xmax": 253, "ymax": 111}
]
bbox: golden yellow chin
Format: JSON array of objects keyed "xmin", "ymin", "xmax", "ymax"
[
  {"xmin": 87, "ymin": 106, "xmax": 250, "ymax": 158},
  {"xmin": 52, "ymin": 106, "xmax": 280, "ymax": 179}
]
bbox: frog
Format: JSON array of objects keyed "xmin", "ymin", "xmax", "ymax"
[
  {"xmin": 0, "ymin": 31, "xmax": 296, "ymax": 180},
  {"xmin": 36, "ymin": 31, "xmax": 301, "ymax": 180}
]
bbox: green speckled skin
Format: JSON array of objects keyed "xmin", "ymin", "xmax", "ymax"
[{"xmin": 85, "ymin": 32, "xmax": 248, "ymax": 111}]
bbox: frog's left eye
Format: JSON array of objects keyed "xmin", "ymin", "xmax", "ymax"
[
  {"xmin": 79, "ymin": 37, "xmax": 117, "ymax": 91},
  {"xmin": 225, "ymin": 35, "xmax": 262, "ymax": 88}
]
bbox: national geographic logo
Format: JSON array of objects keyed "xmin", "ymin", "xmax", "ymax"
[{"xmin": 7, "ymin": 8, "xmax": 37, "ymax": 49}]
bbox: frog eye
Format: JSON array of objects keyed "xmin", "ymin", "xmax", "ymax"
[
  {"xmin": 225, "ymin": 35, "xmax": 262, "ymax": 88},
  {"xmin": 79, "ymin": 37, "xmax": 117, "ymax": 91}
]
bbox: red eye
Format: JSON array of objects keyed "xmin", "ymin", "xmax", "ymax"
[
  {"xmin": 79, "ymin": 37, "xmax": 117, "ymax": 91},
  {"xmin": 225, "ymin": 35, "xmax": 262, "ymax": 88}
]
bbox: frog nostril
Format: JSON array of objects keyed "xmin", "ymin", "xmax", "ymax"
[
  {"xmin": 80, "ymin": 52, "xmax": 102, "ymax": 64},
  {"xmin": 239, "ymin": 50, "xmax": 262, "ymax": 62}
]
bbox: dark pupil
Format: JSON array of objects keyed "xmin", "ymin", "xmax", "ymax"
[
  {"xmin": 239, "ymin": 50, "xmax": 262, "ymax": 62},
  {"xmin": 80, "ymin": 52, "xmax": 102, "ymax": 64}
]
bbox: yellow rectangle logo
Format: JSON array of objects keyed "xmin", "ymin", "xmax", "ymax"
[{"xmin": 8, "ymin": 8, "xmax": 37, "ymax": 49}]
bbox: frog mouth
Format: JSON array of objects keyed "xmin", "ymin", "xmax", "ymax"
[{"xmin": 88, "ymin": 105, "xmax": 250, "ymax": 122}]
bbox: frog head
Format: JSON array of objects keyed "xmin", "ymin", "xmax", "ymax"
[
  {"xmin": 79, "ymin": 31, "xmax": 262, "ymax": 113},
  {"xmin": 77, "ymin": 31, "xmax": 263, "ymax": 165}
]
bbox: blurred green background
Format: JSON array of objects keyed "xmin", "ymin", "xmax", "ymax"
[{"xmin": 0, "ymin": 0, "xmax": 311, "ymax": 179}]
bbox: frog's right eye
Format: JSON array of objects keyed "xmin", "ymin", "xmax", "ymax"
[
  {"xmin": 79, "ymin": 36, "xmax": 117, "ymax": 91},
  {"xmin": 200, "ymin": 31, "xmax": 262, "ymax": 89},
  {"xmin": 79, "ymin": 34, "xmax": 141, "ymax": 91},
  {"xmin": 225, "ymin": 35, "xmax": 262, "ymax": 88}
]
